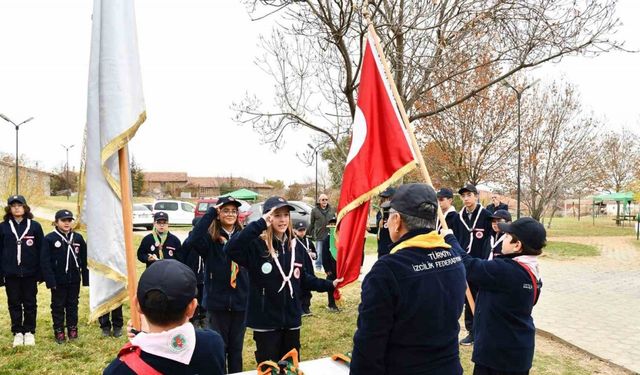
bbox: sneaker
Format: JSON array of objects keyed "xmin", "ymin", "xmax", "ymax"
[
  {"xmin": 54, "ymin": 329, "xmax": 66, "ymax": 344},
  {"xmin": 112, "ymin": 327, "xmax": 123, "ymax": 338},
  {"xmin": 459, "ymin": 334, "xmax": 474, "ymax": 346},
  {"xmin": 327, "ymin": 306, "xmax": 340, "ymax": 313},
  {"xmin": 302, "ymin": 308, "xmax": 313, "ymax": 317},
  {"xmin": 101, "ymin": 328, "xmax": 111, "ymax": 337},
  {"xmin": 12, "ymin": 333, "xmax": 24, "ymax": 347},
  {"xmin": 67, "ymin": 326, "xmax": 78, "ymax": 340},
  {"xmin": 23, "ymin": 332, "xmax": 35, "ymax": 346}
]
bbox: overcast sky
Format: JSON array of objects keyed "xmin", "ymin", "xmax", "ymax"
[{"xmin": 0, "ymin": 0, "xmax": 638, "ymax": 186}]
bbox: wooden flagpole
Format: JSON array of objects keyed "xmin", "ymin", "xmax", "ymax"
[
  {"xmin": 364, "ymin": 9, "xmax": 476, "ymax": 313},
  {"xmin": 118, "ymin": 147, "xmax": 141, "ymax": 329}
]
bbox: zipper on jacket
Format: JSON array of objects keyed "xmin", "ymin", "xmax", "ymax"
[{"xmin": 261, "ymin": 288, "xmax": 265, "ymax": 312}]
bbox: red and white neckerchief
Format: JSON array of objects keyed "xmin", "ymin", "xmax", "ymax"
[
  {"xmin": 488, "ymin": 233, "xmax": 506, "ymax": 260},
  {"xmin": 55, "ymin": 229, "xmax": 79, "ymax": 272},
  {"xmin": 435, "ymin": 206, "xmax": 457, "ymax": 233},
  {"xmin": 458, "ymin": 205, "xmax": 483, "ymax": 253},
  {"xmin": 271, "ymin": 236, "xmax": 296, "ymax": 298},
  {"xmin": 9, "ymin": 219, "xmax": 31, "ymax": 266},
  {"xmin": 513, "ymin": 255, "xmax": 541, "ymax": 304}
]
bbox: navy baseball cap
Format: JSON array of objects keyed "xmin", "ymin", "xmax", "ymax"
[
  {"xmin": 490, "ymin": 209, "xmax": 512, "ymax": 222},
  {"xmin": 458, "ymin": 184, "xmax": 478, "ymax": 195},
  {"xmin": 55, "ymin": 210, "xmax": 74, "ymax": 221},
  {"xmin": 390, "ymin": 183, "xmax": 437, "ymax": 219},
  {"xmin": 262, "ymin": 196, "xmax": 295, "ymax": 214},
  {"xmin": 293, "ymin": 220, "xmax": 307, "ymax": 230},
  {"xmin": 379, "ymin": 187, "xmax": 396, "ymax": 198},
  {"xmin": 154, "ymin": 211, "xmax": 169, "ymax": 222},
  {"xmin": 137, "ymin": 260, "xmax": 197, "ymax": 312},
  {"xmin": 498, "ymin": 217, "xmax": 546, "ymax": 250},
  {"xmin": 216, "ymin": 196, "xmax": 242, "ymax": 208},
  {"xmin": 7, "ymin": 195, "xmax": 26, "ymax": 205},
  {"xmin": 436, "ymin": 188, "xmax": 454, "ymax": 199}
]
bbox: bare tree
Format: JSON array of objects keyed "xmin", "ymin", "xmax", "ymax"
[
  {"xmin": 233, "ymin": 0, "xmax": 622, "ymax": 165},
  {"xmin": 598, "ymin": 129, "xmax": 639, "ymax": 193},
  {"xmin": 518, "ymin": 81, "xmax": 600, "ymax": 220}
]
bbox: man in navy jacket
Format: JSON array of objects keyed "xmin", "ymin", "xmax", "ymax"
[{"xmin": 351, "ymin": 184, "xmax": 467, "ymax": 375}]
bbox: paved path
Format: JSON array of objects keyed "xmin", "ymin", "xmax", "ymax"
[{"xmin": 533, "ymin": 236, "xmax": 640, "ymax": 373}]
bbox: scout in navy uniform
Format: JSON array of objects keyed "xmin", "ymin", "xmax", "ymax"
[
  {"xmin": 103, "ymin": 260, "xmax": 225, "ymax": 375},
  {"xmin": 436, "ymin": 187, "xmax": 458, "ymax": 232},
  {"xmin": 41, "ymin": 210, "xmax": 89, "ymax": 344},
  {"xmin": 137, "ymin": 211, "xmax": 182, "ymax": 267},
  {"xmin": 367, "ymin": 187, "xmax": 394, "ymax": 258},
  {"xmin": 0, "ymin": 195, "xmax": 46, "ymax": 347},
  {"xmin": 323, "ymin": 215, "xmax": 340, "ymax": 312},
  {"xmin": 185, "ymin": 196, "xmax": 248, "ymax": 373},
  {"xmin": 486, "ymin": 209, "xmax": 512, "ymax": 260},
  {"xmin": 181, "ymin": 217, "xmax": 206, "ymax": 328},
  {"xmin": 225, "ymin": 196, "xmax": 341, "ymax": 364},
  {"xmin": 453, "ymin": 183, "xmax": 492, "ymax": 346},
  {"xmin": 292, "ymin": 220, "xmax": 317, "ymax": 316},
  {"xmin": 444, "ymin": 217, "xmax": 545, "ymax": 375},
  {"xmin": 351, "ymin": 184, "xmax": 467, "ymax": 374}
]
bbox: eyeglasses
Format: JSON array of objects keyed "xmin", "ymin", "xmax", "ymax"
[
  {"xmin": 320, "ymin": 199, "xmax": 328, "ymax": 201},
  {"xmin": 221, "ymin": 209, "xmax": 238, "ymax": 216}
]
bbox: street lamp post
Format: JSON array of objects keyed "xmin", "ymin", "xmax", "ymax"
[
  {"xmin": 502, "ymin": 80, "xmax": 538, "ymax": 219},
  {"xmin": 61, "ymin": 144, "xmax": 75, "ymax": 200},
  {"xmin": 0, "ymin": 114, "xmax": 34, "ymax": 195},
  {"xmin": 307, "ymin": 143, "xmax": 318, "ymax": 203}
]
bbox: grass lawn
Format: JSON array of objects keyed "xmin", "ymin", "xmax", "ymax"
[
  {"xmin": 543, "ymin": 241, "xmax": 599, "ymax": 259},
  {"xmin": 544, "ymin": 216, "xmax": 636, "ymax": 237}
]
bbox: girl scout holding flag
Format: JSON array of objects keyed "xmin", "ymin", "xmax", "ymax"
[{"xmin": 226, "ymin": 196, "xmax": 342, "ymax": 364}]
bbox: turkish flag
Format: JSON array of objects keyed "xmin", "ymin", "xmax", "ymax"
[{"xmin": 334, "ymin": 32, "xmax": 416, "ymax": 297}]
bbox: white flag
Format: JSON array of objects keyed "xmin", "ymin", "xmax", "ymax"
[{"xmin": 83, "ymin": 0, "xmax": 146, "ymax": 321}]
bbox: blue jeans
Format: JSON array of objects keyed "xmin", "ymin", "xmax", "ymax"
[{"xmin": 315, "ymin": 239, "xmax": 324, "ymax": 270}]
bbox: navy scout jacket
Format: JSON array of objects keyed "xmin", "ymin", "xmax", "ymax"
[
  {"xmin": 42, "ymin": 229, "xmax": 89, "ymax": 288},
  {"xmin": 187, "ymin": 207, "xmax": 249, "ymax": 312},
  {"xmin": 137, "ymin": 232, "xmax": 182, "ymax": 267},
  {"xmin": 351, "ymin": 229, "xmax": 467, "ymax": 375},
  {"xmin": 445, "ymin": 233, "xmax": 542, "ymax": 372},
  {"xmin": 367, "ymin": 210, "xmax": 392, "ymax": 257},
  {"xmin": 0, "ymin": 218, "xmax": 46, "ymax": 279},
  {"xmin": 181, "ymin": 232, "xmax": 204, "ymax": 285},
  {"xmin": 225, "ymin": 218, "xmax": 333, "ymax": 330},
  {"xmin": 453, "ymin": 204, "xmax": 492, "ymax": 259}
]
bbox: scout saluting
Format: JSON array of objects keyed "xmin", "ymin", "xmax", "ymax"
[
  {"xmin": 41, "ymin": 210, "xmax": 89, "ymax": 344},
  {"xmin": 0, "ymin": 195, "xmax": 46, "ymax": 347},
  {"xmin": 137, "ymin": 211, "xmax": 182, "ymax": 267},
  {"xmin": 225, "ymin": 196, "xmax": 342, "ymax": 364},
  {"xmin": 186, "ymin": 196, "xmax": 248, "ymax": 374},
  {"xmin": 444, "ymin": 217, "xmax": 544, "ymax": 375}
]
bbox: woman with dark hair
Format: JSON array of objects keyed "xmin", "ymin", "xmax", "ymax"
[
  {"xmin": 185, "ymin": 196, "xmax": 248, "ymax": 373},
  {"xmin": 0, "ymin": 195, "xmax": 46, "ymax": 347},
  {"xmin": 226, "ymin": 196, "xmax": 342, "ymax": 364}
]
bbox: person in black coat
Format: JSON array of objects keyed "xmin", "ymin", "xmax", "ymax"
[
  {"xmin": 454, "ymin": 184, "xmax": 493, "ymax": 346},
  {"xmin": 225, "ymin": 196, "xmax": 341, "ymax": 364},
  {"xmin": 486, "ymin": 209, "xmax": 512, "ymax": 260},
  {"xmin": 292, "ymin": 220, "xmax": 317, "ymax": 316},
  {"xmin": 322, "ymin": 215, "xmax": 340, "ymax": 312},
  {"xmin": 445, "ymin": 217, "xmax": 545, "ymax": 375},
  {"xmin": 485, "ymin": 195, "xmax": 509, "ymax": 214},
  {"xmin": 181, "ymin": 217, "xmax": 206, "ymax": 328},
  {"xmin": 367, "ymin": 187, "xmax": 395, "ymax": 258},
  {"xmin": 0, "ymin": 195, "xmax": 46, "ymax": 347},
  {"xmin": 41, "ymin": 210, "xmax": 89, "ymax": 343},
  {"xmin": 103, "ymin": 260, "xmax": 225, "ymax": 375},
  {"xmin": 436, "ymin": 187, "xmax": 458, "ymax": 233},
  {"xmin": 137, "ymin": 211, "xmax": 182, "ymax": 268},
  {"xmin": 351, "ymin": 184, "xmax": 467, "ymax": 374},
  {"xmin": 185, "ymin": 196, "xmax": 248, "ymax": 373}
]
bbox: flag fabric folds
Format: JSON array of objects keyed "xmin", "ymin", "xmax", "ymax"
[
  {"xmin": 335, "ymin": 31, "xmax": 416, "ymax": 296},
  {"xmin": 83, "ymin": 0, "xmax": 146, "ymax": 321}
]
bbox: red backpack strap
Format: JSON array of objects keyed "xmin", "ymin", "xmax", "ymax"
[
  {"xmin": 118, "ymin": 342, "xmax": 163, "ymax": 375},
  {"xmin": 515, "ymin": 261, "xmax": 539, "ymax": 305}
]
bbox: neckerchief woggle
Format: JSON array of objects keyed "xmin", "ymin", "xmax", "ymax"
[
  {"xmin": 9, "ymin": 219, "xmax": 31, "ymax": 266},
  {"xmin": 488, "ymin": 233, "xmax": 506, "ymax": 260},
  {"xmin": 152, "ymin": 230, "xmax": 167, "ymax": 259},
  {"xmin": 458, "ymin": 205, "xmax": 484, "ymax": 253},
  {"xmin": 55, "ymin": 228, "xmax": 79, "ymax": 272},
  {"xmin": 271, "ymin": 235, "xmax": 296, "ymax": 298}
]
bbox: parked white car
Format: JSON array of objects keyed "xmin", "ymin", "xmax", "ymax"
[
  {"xmin": 133, "ymin": 204, "xmax": 154, "ymax": 230},
  {"xmin": 152, "ymin": 200, "xmax": 196, "ymax": 225}
]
